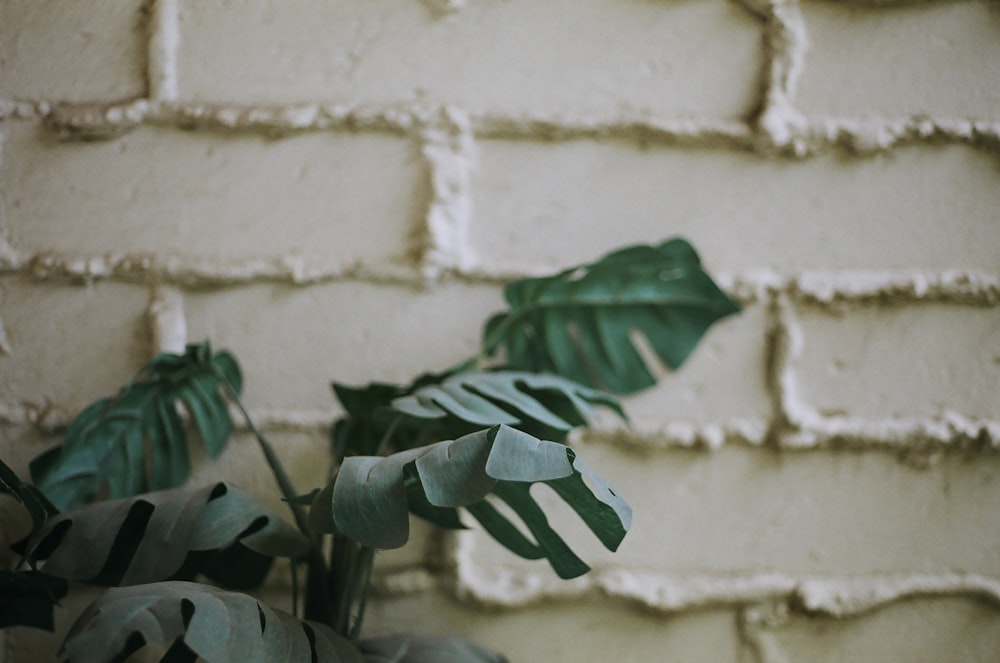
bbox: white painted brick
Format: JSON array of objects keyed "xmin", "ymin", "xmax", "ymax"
[
  {"xmin": 0, "ymin": 0, "xmax": 146, "ymax": 103},
  {"xmin": 461, "ymin": 445, "xmax": 1000, "ymax": 577},
  {"xmin": 0, "ymin": 122, "xmax": 422, "ymax": 265},
  {"xmin": 795, "ymin": 304, "xmax": 1000, "ymax": 419},
  {"xmin": 184, "ymin": 281, "xmax": 504, "ymax": 412},
  {"xmin": 176, "ymin": 0, "xmax": 760, "ymax": 118},
  {"xmin": 364, "ymin": 590, "xmax": 742, "ymax": 663},
  {"xmin": 472, "ymin": 141, "xmax": 1000, "ymax": 273},
  {"xmin": 0, "ymin": 279, "xmax": 150, "ymax": 409},
  {"xmin": 625, "ymin": 302, "xmax": 771, "ymax": 425},
  {"xmin": 761, "ymin": 596, "xmax": 1000, "ymax": 663},
  {"xmin": 798, "ymin": 0, "xmax": 1000, "ymax": 118}
]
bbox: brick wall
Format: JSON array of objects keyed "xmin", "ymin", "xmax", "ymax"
[{"xmin": 2, "ymin": 1, "xmax": 999, "ymax": 661}]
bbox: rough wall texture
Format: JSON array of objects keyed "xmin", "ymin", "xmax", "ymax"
[{"xmin": 2, "ymin": 0, "xmax": 999, "ymax": 661}]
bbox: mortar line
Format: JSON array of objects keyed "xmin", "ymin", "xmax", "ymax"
[
  {"xmin": 454, "ymin": 558, "xmax": 1000, "ymax": 615},
  {"xmin": 764, "ymin": 290, "xmax": 801, "ymax": 444},
  {"xmin": 147, "ymin": 0, "xmax": 180, "ymax": 102},
  {"xmin": 738, "ymin": 0, "xmax": 809, "ymax": 154},
  {"xmin": 738, "ymin": 602, "xmax": 790, "ymax": 663},
  {"xmin": 4, "ymin": 251, "xmax": 998, "ymax": 304},
  {"xmin": 415, "ymin": 108, "xmax": 480, "ymax": 281},
  {"xmin": 147, "ymin": 285, "xmax": 187, "ymax": 356},
  {"xmin": 34, "ymin": 96, "xmax": 1000, "ymax": 158}
]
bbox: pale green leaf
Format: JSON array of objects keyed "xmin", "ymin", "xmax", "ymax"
[
  {"xmin": 315, "ymin": 425, "xmax": 630, "ymax": 579},
  {"xmin": 60, "ymin": 581, "xmax": 363, "ymax": 663},
  {"xmin": 391, "ymin": 371, "xmax": 623, "ymax": 433},
  {"xmin": 25, "ymin": 483, "xmax": 309, "ymax": 588}
]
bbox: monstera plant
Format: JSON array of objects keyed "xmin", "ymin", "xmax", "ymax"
[{"xmin": 0, "ymin": 238, "xmax": 738, "ymax": 662}]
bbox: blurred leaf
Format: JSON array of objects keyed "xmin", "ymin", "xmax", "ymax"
[
  {"xmin": 0, "ymin": 457, "xmax": 59, "ymax": 540},
  {"xmin": 25, "ymin": 482, "xmax": 309, "ymax": 589},
  {"xmin": 0, "ymin": 570, "xmax": 67, "ymax": 631},
  {"xmin": 483, "ymin": 238, "xmax": 740, "ymax": 394},
  {"xmin": 30, "ymin": 342, "xmax": 242, "ymax": 511},
  {"xmin": 312, "ymin": 425, "xmax": 630, "ymax": 579},
  {"xmin": 331, "ymin": 371, "xmax": 462, "ymax": 458},
  {"xmin": 60, "ymin": 581, "xmax": 363, "ymax": 663},
  {"xmin": 361, "ymin": 634, "xmax": 507, "ymax": 663},
  {"xmin": 391, "ymin": 371, "xmax": 623, "ymax": 442}
]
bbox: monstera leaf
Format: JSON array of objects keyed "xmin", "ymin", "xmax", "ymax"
[
  {"xmin": 482, "ymin": 238, "xmax": 740, "ymax": 394},
  {"xmin": 0, "ymin": 570, "xmax": 68, "ymax": 631},
  {"xmin": 30, "ymin": 342, "xmax": 242, "ymax": 511},
  {"xmin": 0, "ymin": 459, "xmax": 67, "ymax": 631},
  {"xmin": 24, "ymin": 482, "xmax": 309, "ymax": 589},
  {"xmin": 60, "ymin": 581, "xmax": 363, "ymax": 663},
  {"xmin": 0, "ymin": 457, "xmax": 59, "ymax": 538},
  {"xmin": 390, "ymin": 371, "xmax": 624, "ymax": 441},
  {"xmin": 311, "ymin": 425, "xmax": 630, "ymax": 579}
]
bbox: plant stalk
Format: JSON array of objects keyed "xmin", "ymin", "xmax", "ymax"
[{"xmin": 217, "ymin": 372, "xmax": 335, "ymax": 623}]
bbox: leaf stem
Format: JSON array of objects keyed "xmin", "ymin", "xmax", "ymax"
[
  {"xmin": 214, "ymin": 370, "xmax": 336, "ymax": 624},
  {"xmin": 218, "ymin": 377, "xmax": 311, "ymax": 538},
  {"xmin": 348, "ymin": 545, "xmax": 375, "ymax": 642}
]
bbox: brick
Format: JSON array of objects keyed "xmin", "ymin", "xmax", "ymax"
[
  {"xmin": 625, "ymin": 302, "xmax": 771, "ymax": 425},
  {"xmin": 0, "ymin": 279, "xmax": 150, "ymax": 408},
  {"xmin": 363, "ymin": 590, "xmax": 742, "ymax": 663},
  {"xmin": 472, "ymin": 141, "xmax": 1000, "ymax": 272},
  {"xmin": 176, "ymin": 0, "xmax": 760, "ymax": 119},
  {"xmin": 795, "ymin": 304, "xmax": 1000, "ymax": 419},
  {"xmin": 184, "ymin": 281, "xmax": 505, "ymax": 412},
  {"xmin": 0, "ymin": 122, "xmax": 422, "ymax": 265},
  {"xmin": 763, "ymin": 596, "xmax": 1000, "ymax": 663},
  {"xmin": 798, "ymin": 1, "xmax": 1000, "ymax": 118},
  {"xmin": 0, "ymin": 0, "xmax": 146, "ymax": 103},
  {"xmin": 461, "ymin": 445, "xmax": 1000, "ymax": 577}
]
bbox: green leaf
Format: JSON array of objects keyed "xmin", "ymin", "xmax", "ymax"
[
  {"xmin": 0, "ymin": 570, "xmax": 68, "ymax": 631},
  {"xmin": 24, "ymin": 482, "xmax": 309, "ymax": 589},
  {"xmin": 482, "ymin": 238, "xmax": 740, "ymax": 394},
  {"xmin": 0, "ymin": 457, "xmax": 59, "ymax": 539},
  {"xmin": 360, "ymin": 634, "xmax": 507, "ymax": 663},
  {"xmin": 29, "ymin": 342, "xmax": 243, "ymax": 511},
  {"xmin": 60, "ymin": 581, "xmax": 363, "ymax": 663},
  {"xmin": 313, "ymin": 425, "xmax": 630, "ymax": 579},
  {"xmin": 331, "ymin": 372, "xmax": 462, "ymax": 458},
  {"xmin": 391, "ymin": 371, "xmax": 624, "ymax": 441}
]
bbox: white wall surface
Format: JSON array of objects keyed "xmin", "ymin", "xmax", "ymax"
[{"xmin": 2, "ymin": 1, "xmax": 999, "ymax": 661}]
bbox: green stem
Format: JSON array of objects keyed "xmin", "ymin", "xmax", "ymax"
[
  {"xmin": 218, "ymin": 376, "xmax": 311, "ymax": 538},
  {"xmin": 216, "ymin": 371, "xmax": 334, "ymax": 623},
  {"xmin": 348, "ymin": 545, "xmax": 375, "ymax": 642},
  {"xmin": 328, "ymin": 534, "xmax": 361, "ymax": 635},
  {"xmin": 374, "ymin": 414, "xmax": 403, "ymax": 457}
]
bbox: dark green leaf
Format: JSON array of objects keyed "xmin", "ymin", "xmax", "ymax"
[
  {"xmin": 60, "ymin": 581, "xmax": 363, "ymax": 663},
  {"xmin": 0, "ymin": 457, "xmax": 59, "ymax": 538},
  {"xmin": 313, "ymin": 425, "xmax": 630, "ymax": 579},
  {"xmin": 0, "ymin": 570, "xmax": 68, "ymax": 631},
  {"xmin": 483, "ymin": 238, "xmax": 740, "ymax": 394},
  {"xmin": 30, "ymin": 342, "xmax": 243, "ymax": 511},
  {"xmin": 24, "ymin": 482, "xmax": 309, "ymax": 588},
  {"xmin": 331, "ymin": 373, "xmax": 462, "ymax": 458}
]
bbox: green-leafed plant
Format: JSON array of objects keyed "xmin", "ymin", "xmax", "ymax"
[{"xmin": 0, "ymin": 238, "xmax": 738, "ymax": 662}]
